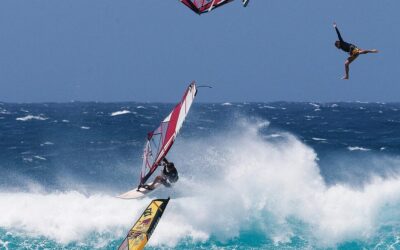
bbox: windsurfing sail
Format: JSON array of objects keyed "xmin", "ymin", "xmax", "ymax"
[
  {"xmin": 118, "ymin": 198, "xmax": 170, "ymax": 250},
  {"xmin": 180, "ymin": 0, "xmax": 248, "ymax": 15},
  {"xmin": 139, "ymin": 82, "xmax": 197, "ymax": 187}
]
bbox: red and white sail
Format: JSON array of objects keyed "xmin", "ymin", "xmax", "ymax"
[
  {"xmin": 180, "ymin": 0, "xmax": 248, "ymax": 15},
  {"xmin": 139, "ymin": 82, "xmax": 197, "ymax": 186},
  {"xmin": 180, "ymin": 0, "xmax": 233, "ymax": 14}
]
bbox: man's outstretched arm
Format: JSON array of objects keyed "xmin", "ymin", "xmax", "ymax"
[{"xmin": 333, "ymin": 22, "xmax": 344, "ymax": 42}]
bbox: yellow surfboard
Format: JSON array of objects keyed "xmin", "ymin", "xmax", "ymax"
[{"xmin": 118, "ymin": 198, "xmax": 170, "ymax": 250}]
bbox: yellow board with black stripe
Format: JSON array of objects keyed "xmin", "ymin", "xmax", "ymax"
[{"xmin": 118, "ymin": 198, "xmax": 170, "ymax": 250}]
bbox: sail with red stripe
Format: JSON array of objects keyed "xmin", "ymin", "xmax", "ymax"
[
  {"xmin": 180, "ymin": 0, "xmax": 248, "ymax": 15},
  {"xmin": 139, "ymin": 82, "xmax": 197, "ymax": 186}
]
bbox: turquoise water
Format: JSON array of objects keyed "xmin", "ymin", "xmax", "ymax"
[{"xmin": 2, "ymin": 227, "xmax": 399, "ymax": 249}]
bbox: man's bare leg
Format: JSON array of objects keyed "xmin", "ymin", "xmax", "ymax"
[
  {"xmin": 145, "ymin": 176, "xmax": 164, "ymax": 190},
  {"xmin": 358, "ymin": 49, "xmax": 379, "ymax": 55},
  {"xmin": 342, "ymin": 60, "xmax": 351, "ymax": 80},
  {"xmin": 342, "ymin": 55, "xmax": 358, "ymax": 80}
]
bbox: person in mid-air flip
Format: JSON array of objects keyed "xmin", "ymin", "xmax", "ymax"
[
  {"xmin": 143, "ymin": 158, "xmax": 178, "ymax": 190},
  {"xmin": 333, "ymin": 22, "xmax": 378, "ymax": 80}
]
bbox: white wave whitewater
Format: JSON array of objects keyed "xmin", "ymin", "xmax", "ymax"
[
  {"xmin": 166, "ymin": 120, "xmax": 400, "ymax": 247},
  {"xmin": 111, "ymin": 110, "xmax": 132, "ymax": 116},
  {"xmin": 1, "ymin": 120, "xmax": 400, "ymax": 248},
  {"xmin": 15, "ymin": 115, "xmax": 48, "ymax": 121},
  {"xmin": 0, "ymin": 192, "xmax": 141, "ymax": 246}
]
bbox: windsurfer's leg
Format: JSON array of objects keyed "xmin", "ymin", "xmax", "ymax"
[
  {"xmin": 343, "ymin": 60, "xmax": 350, "ymax": 80},
  {"xmin": 162, "ymin": 179, "xmax": 171, "ymax": 187},
  {"xmin": 145, "ymin": 176, "xmax": 163, "ymax": 190},
  {"xmin": 342, "ymin": 55, "xmax": 358, "ymax": 80},
  {"xmin": 358, "ymin": 49, "xmax": 379, "ymax": 54},
  {"xmin": 143, "ymin": 184, "xmax": 153, "ymax": 190},
  {"xmin": 157, "ymin": 176, "xmax": 172, "ymax": 187}
]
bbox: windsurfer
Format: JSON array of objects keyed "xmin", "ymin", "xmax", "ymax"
[
  {"xmin": 143, "ymin": 158, "xmax": 179, "ymax": 190},
  {"xmin": 333, "ymin": 22, "xmax": 378, "ymax": 80}
]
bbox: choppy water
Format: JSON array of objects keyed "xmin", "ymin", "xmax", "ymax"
[{"xmin": 1, "ymin": 102, "xmax": 400, "ymax": 249}]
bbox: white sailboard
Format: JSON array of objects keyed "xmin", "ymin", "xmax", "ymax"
[{"xmin": 117, "ymin": 182, "xmax": 161, "ymax": 199}]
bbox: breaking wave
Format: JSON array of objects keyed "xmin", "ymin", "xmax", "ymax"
[
  {"xmin": 111, "ymin": 110, "xmax": 132, "ymax": 117},
  {"xmin": 16, "ymin": 115, "xmax": 48, "ymax": 121},
  {"xmin": 1, "ymin": 119, "xmax": 400, "ymax": 248}
]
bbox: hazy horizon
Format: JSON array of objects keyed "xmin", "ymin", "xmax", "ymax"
[{"xmin": 0, "ymin": 100, "xmax": 397, "ymax": 105}]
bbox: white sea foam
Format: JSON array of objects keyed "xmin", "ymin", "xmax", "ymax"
[
  {"xmin": 0, "ymin": 239, "xmax": 9, "ymax": 249},
  {"xmin": 0, "ymin": 109, "xmax": 10, "ymax": 115},
  {"xmin": 267, "ymin": 133, "xmax": 282, "ymax": 138},
  {"xmin": 221, "ymin": 102, "xmax": 232, "ymax": 106},
  {"xmin": 165, "ymin": 121, "xmax": 400, "ymax": 247},
  {"xmin": 22, "ymin": 157, "xmax": 33, "ymax": 162},
  {"xmin": 1, "ymin": 121, "xmax": 400, "ymax": 248},
  {"xmin": 305, "ymin": 115, "xmax": 316, "ymax": 120},
  {"xmin": 348, "ymin": 146, "xmax": 371, "ymax": 151},
  {"xmin": 40, "ymin": 141, "xmax": 54, "ymax": 146},
  {"xmin": 263, "ymin": 105, "xmax": 276, "ymax": 109},
  {"xmin": 0, "ymin": 192, "xmax": 142, "ymax": 244},
  {"xmin": 16, "ymin": 115, "xmax": 47, "ymax": 121},
  {"xmin": 81, "ymin": 126, "xmax": 90, "ymax": 130},
  {"xmin": 111, "ymin": 110, "xmax": 131, "ymax": 117},
  {"xmin": 34, "ymin": 156, "xmax": 47, "ymax": 161},
  {"xmin": 312, "ymin": 137, "xmax": 327, "ymax": 141}
]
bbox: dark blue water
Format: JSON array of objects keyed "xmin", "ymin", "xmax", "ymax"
[{"xmin": 1, "ymin": 102, "xmax": 400, "ymax": 249}]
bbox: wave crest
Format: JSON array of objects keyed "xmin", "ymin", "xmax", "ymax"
[{"xmin": 1, "ymin": 119, "xmax": 400, "ymax": 248}]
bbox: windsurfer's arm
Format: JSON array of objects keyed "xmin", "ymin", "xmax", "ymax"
[
  {"xmin": 162, "ymin": 157, "xmax": 169, "ymax": 165},
  {"xmin": 333, "ymin": 22, "xmax": 344, "ymax": 42}
]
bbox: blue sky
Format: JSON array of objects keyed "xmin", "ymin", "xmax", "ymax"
[{"xmin": 0, "ymin": 0, "xmax": 399, "ymax": 103}]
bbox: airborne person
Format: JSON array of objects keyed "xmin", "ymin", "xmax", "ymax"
[{"xmin": 333, "ymin": 22, "xmax": 378, "ymax": 80}]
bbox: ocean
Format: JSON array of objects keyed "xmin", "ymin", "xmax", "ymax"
[{"xmin": 1, "ymin": 102, "xmax": 400, "ymax": 249}]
